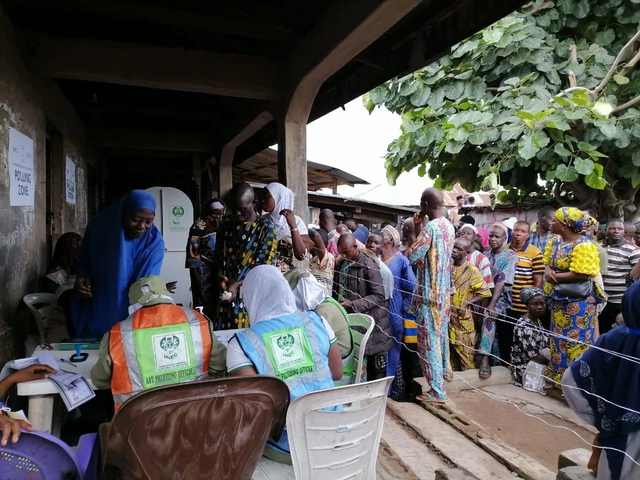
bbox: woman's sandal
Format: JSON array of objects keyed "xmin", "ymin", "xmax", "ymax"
[
  {"xmin": 416, "ymin": 393, "xmax": 446, "ymax": 404},
  {"xmin": 479, "ymin": 363, "xmax": 492, "ymax": 379}
]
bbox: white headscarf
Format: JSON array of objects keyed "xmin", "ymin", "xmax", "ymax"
[
  {"xmin": 265, "ymin": 182, "xmax": 309, "ymax": 240},
  {"xmin": 243, "ymin": 265, "xmax": 297, "ymax": 325},
  {"xmin": 291, "ymin": 270, "xmax": 327, "ymax": 311}
]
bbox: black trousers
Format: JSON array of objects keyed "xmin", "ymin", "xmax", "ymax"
[{"xmin": 401, "ymin": 342, "xmax": 423, "ymax": 401}]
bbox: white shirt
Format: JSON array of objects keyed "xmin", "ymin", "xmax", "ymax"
[{"xmin": 226, "ymin": 316, "xmax": 337, "ymax": 374}]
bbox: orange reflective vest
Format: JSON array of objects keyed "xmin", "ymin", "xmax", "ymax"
[{"xmin": 110, "ymin": 304, "xmax": 212, "ymax": 410}]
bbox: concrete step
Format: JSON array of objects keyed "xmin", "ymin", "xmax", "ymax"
[
  {"xmin": 382, "ymin": 411, "xmax": 450, "ymax": 479},
  {"xmin": 387, "ymin": 400, "xmax": 522, "ymax": 480},
  {"xmin": 415, "ymin": 366, "xmax": 512, "ymax": 395},
  {"xmin": 418, "ymin": 396, "xmax": 556, "ymax": 480}
]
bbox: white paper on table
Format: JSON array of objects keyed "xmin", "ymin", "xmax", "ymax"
[
  {"xmin": 36, "ymin": 350, "xmax": 61, "ymax": 371},
  {"xmin": 49, "ymin": 375, "xmax": 95, "ymax": 411},
  {"xmin": 0, "ymin": 357, "xmax": 39, "ymax": 381}
]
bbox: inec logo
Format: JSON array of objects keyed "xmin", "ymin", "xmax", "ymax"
[
  {"xmin": 276, "ymin": 333, "xmax": 296, "ymax": 358},
  {"xmin": 159, "ymin": 335, "xmax": 180, "ymax": 360},
  {"xmin": 172, "ymin": 206, "xmax": 184, "ymax": 217}
]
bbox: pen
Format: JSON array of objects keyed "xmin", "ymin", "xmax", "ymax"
[{"xmin": 59, "ymin": 358, "xmax": 77, "ymax": 368}]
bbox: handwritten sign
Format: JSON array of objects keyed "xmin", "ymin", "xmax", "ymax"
[
  {"xmin": 65, "ymin": 156, "xmax": 76, "ymax": 205},
  {"xmin": 9, "ymin": 127, "xmax": 35, "ymax": 207}
]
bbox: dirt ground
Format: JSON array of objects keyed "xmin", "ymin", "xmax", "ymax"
[{"xmin": 452, "ymin": 389, "xmax": 595, "ymax": 470}]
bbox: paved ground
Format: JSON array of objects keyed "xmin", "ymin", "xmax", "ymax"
[
  {"xmin": 383, "ymin": 370, "xmax": 595, "ymax": 479},
  {"xmin": 255, "ymin": 371, "xmax": 594, "ymax": 479}
]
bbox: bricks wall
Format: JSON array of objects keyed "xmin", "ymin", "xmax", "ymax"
[{"xmin": 0, "ymin": 9, "xmax": 96, "ymax": 365}]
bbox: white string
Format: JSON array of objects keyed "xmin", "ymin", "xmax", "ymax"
[
  {"xmin": 333, "ymin": 258, "xmax": 640, "ymax": 366},
  {"xmin": 333, "ymin": 275, "xmax": 640, "ymax": 414},
  {"xmin": 331, "ymin": 276, "xmax": 640, "ymax": 468}
]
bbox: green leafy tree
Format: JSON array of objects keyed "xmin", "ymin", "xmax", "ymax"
[{"xmin": 364, "ymin": 0, "xmax": 640, "ymax": 220}]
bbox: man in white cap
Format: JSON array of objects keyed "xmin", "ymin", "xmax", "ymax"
[{"xmin": 91, "ymin": 275, "xmax": 227, "ymax": 410}]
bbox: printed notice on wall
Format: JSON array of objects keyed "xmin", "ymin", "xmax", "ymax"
[
  {"xmin": 65, "ymin": 156, "xmax": 76, "ymax": 205},
  {"xmin": 9, "ymin": 127, "xmax": 35, "ymax": 207},
  {"xmin": 169, "ymin": 205, "xmax": 187, "ymax": 232}
]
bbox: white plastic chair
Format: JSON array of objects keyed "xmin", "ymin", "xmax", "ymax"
[
  {"xmin": 347, "ymin": 313, "xmax": 374, "ymax": 385},
  {"xmin": 23, "ymin": 293, "xmax": 61, "ymax": 344},
  {"xmin": 286, "ymin": 376, "xmax": 394, "ymax": 480}
]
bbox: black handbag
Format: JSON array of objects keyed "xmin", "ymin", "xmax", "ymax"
[{"xmin": 554, "ymin": 280, "xmax": 593, "ymax": 298}]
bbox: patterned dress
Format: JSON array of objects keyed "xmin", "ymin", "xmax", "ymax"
[
  {"xmin": 450, "ymin": 262, "xmax": 491, "ymax": 371},
  {"xmin": 383, "ymin": 252, "xmax": 416, "ymax": 400},
  {"xmin": 479, "ymin": 248, "xmax": 518, "ymax": 358},
  {"xmin": 510, "ymin": 316, "xmax": 549, "ymax": 386},
  {"xmin": 407, "ymin": 217, "xmax": 455, "ymax": 401},
  {"xmin": 543, "ymin": 237, "xmax": 604, "ymax": 388},
  {"xmin": 185, "ymin": 218, "xmax": 217, "ymax": 308},
  {"xmin": 212, "ymin": 216, "xmax": 277, "ymax": 330}
]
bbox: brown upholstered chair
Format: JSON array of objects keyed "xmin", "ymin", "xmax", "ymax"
[{"xmin": 99, "ymin": 376, "xmax": 290, "ymax": 480}]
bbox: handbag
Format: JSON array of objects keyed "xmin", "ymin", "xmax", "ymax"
[{"xmin": 554, "ymin": 279, "xmax": 593, "ymax": 298}]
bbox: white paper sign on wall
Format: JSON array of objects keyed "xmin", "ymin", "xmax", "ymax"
[
  {"xmin": 65, "ymin": 156, "xmax": 76, "ymax": 205},
  {"xmin": 9, "ymin": 127, "xmax": 35, "ymax": 207}
]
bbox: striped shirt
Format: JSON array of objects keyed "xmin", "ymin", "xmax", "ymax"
[
  {"xmin": 602, "ymin": 240, "xmax": 640, "ymax": 304},
  {"xmin": 507, "ymin": 241, "xmax": 544, "ymax": 314},
  {"xmin": 529, "ymin": 232, "xmax": 554, "ymax": 254},
  {"xmin": 468, "ymin": 250, "xmax": 495, "ymax": 289}
]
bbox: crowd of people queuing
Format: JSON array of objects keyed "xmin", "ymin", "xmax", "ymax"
[{"xmin": 2, "ymin": 183, "xmax": 640, "ymax": 478}]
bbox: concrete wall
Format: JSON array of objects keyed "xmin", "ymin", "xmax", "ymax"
[{"xmin": 0, "ymin": 9, "xmax": 95, "ymax": 364}]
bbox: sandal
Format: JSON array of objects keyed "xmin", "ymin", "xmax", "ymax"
[
  {"xmin": 416, "ymin": 393, "xmax": 446, "ymax": 404},
  {"xmin": 479, "ymin": 363, "xmax": 492, "ymax": 379}
]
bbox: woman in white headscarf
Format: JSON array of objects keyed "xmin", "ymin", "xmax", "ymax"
[
  {"xmin": 226, "ymin": 265, "xmax": 342, "ymax": 463},
  {"xmin": 262, "ymin": 182, "xmax": 310, "ymax": 273}
]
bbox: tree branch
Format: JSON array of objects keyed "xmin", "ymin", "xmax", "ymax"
[
  {"xmin": 618, "ymin": 49, "xmax": 640, "ymax": 79},
  {"xmin": 593, "ymin": 28, "xmax": 640, "ymax": 96},
  {"xmin": 612, "ymin": 94, "xmax": 640, "ymax": 114}
]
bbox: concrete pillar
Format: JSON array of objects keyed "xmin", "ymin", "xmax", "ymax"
[
  {"xmin": 218, "ymin": 145, "xmax": 234, "ymax": 199},
  {"xmin": 218, "ymin": 111, "xmax": 273, "ymax": 198},
  {"xmin": 276, "ymin": 0, "xmax": 423, "ymax": 223},
  {"xmin": 277, "ymin": 117, "xmax": 309, "ymax": 222}
]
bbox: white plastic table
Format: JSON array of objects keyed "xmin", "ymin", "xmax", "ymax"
[{"xmin": 16, "ymin": 344, "xmax": 99, "ymax": 436}]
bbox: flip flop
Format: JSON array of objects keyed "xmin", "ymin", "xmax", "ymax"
[
  {"xmin": 416, "ymin": 394, "xmax": 446, "ymax": 404},
  {"xmin": 479, "ymin": 363, "xmax": 492, "ymax": 379}
]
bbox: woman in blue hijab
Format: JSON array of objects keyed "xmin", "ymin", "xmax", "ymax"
[
  {"xmin": 562, "ymin": 280, "xmax": 640, "ymax": 480},
  {"xmin": 72, "ymin": 190, "xmax": 165, "ymax": 338}
]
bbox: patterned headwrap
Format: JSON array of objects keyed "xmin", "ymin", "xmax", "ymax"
[
  {"xmin": 555, "ymin": 207, "xmax": 593, "ymax": 234},
  {"xmin": 519, "ymin": 287, "xmax": 545, "ymax": 306},
  {"xmin": 382, "ymin": 225, "xmax": 401, "ymax": 247}
]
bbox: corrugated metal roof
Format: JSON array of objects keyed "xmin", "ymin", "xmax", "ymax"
[{"xmin": 234, "ymin": 148, "xmax": 368, "ymax": 191}]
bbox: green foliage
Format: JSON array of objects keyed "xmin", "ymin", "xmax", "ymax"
[{"xmin": 363, "ymin": 0, "xmax": 640, "ymax": 217}]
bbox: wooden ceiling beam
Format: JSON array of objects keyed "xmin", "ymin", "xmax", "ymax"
[
  {"xmin": 6, "ymin": 0, "xmax": 297, "ymax": 42},
  {"xmin": 31, "ymin": 34, "xmax": 281, "ymax": 100},
  {"xmin": 90, "ymin": 127, "xmax": 214, "ymax": 152},
  {"xmin": 74, "ymin": 105, "xmax": 218, "ymax": 121}
]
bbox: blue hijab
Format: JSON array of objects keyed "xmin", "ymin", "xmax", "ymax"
[
  {"xmin": 353, "ymin": 226, "xmax": 369, "ymax": 245},
  {"xmin": 570, "ymin": 281, "xmax": 640, "ymax": 479},
  {"xmin": 72, "ymin": 190, "xmax": 165, "ymax": 338}
]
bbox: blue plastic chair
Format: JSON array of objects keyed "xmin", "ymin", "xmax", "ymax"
[{"xmin": 0, "ymin": 428, "xmax": 98, "ymax": 479}]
